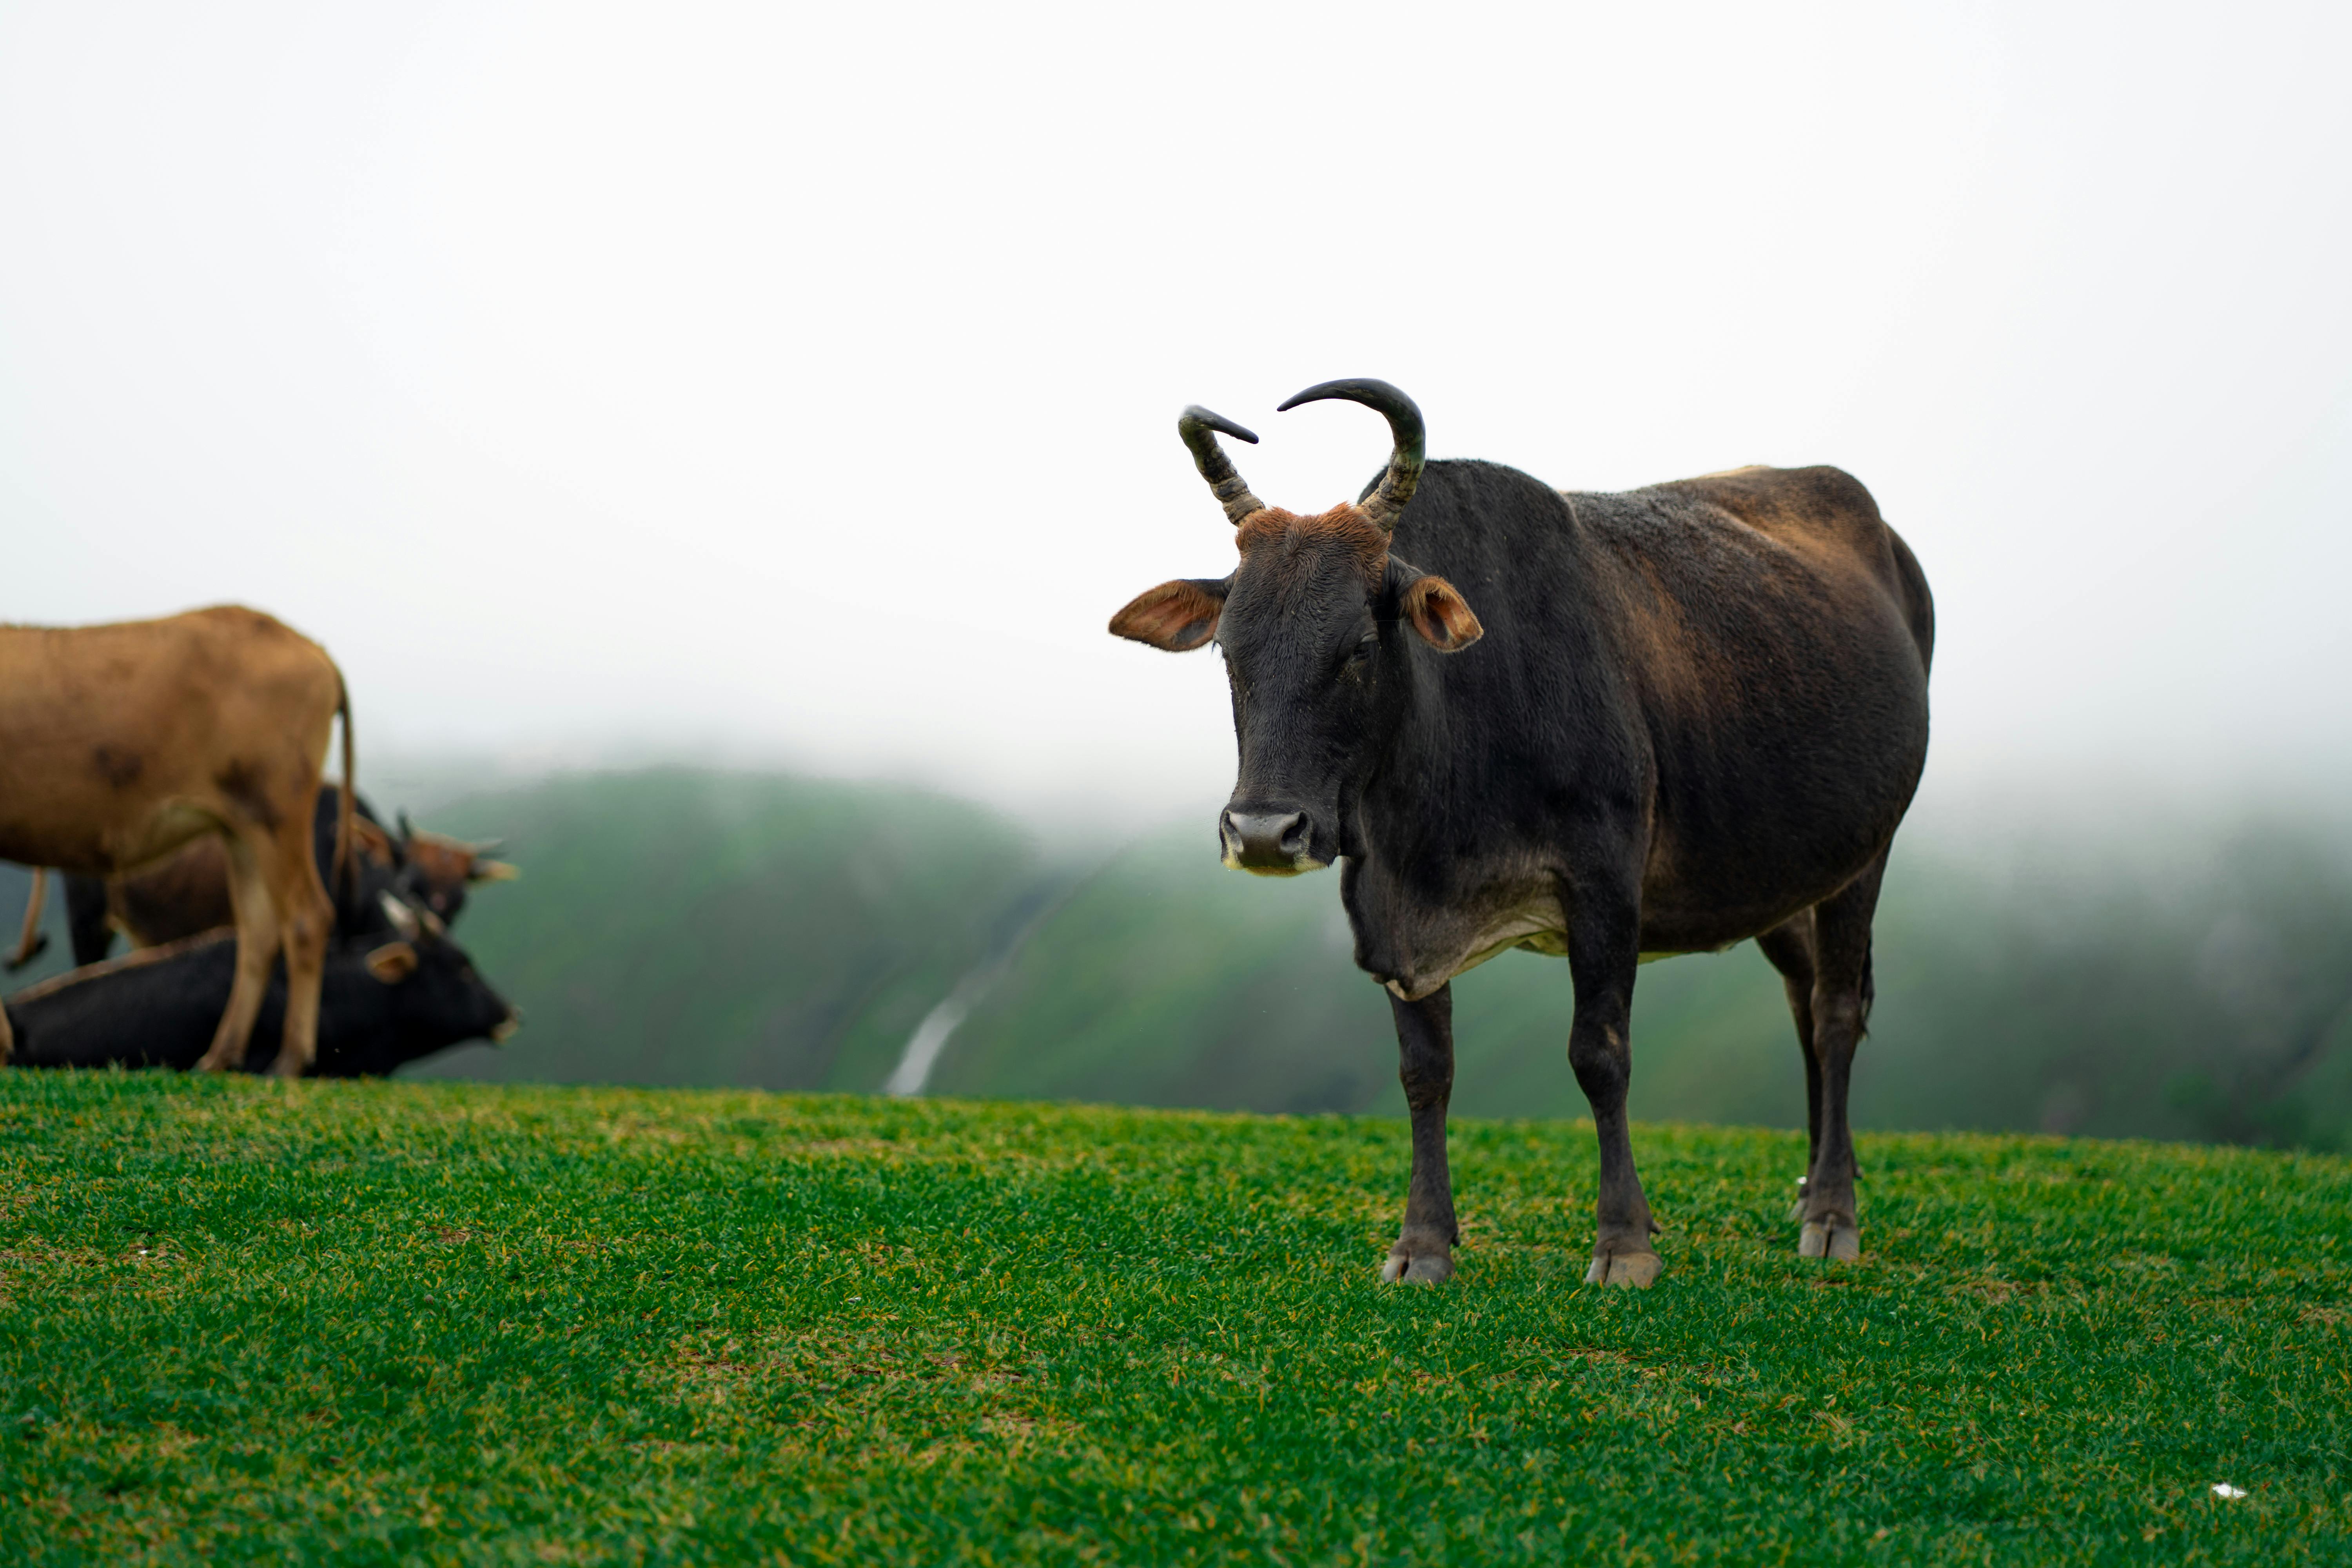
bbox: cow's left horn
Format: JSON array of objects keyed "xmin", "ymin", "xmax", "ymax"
[
  {"xmin": 1276, "ymin": 378, "xmax": 1425, "ymax": 533},
  {"xmin": 1179, "ymin": 406, "xmax": 1267, "ymax": 526}
]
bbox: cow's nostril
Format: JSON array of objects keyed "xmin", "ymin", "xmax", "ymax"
[{"xmin": 1222, "ymin": 809, "xmax": 1313, "ymax": 870}]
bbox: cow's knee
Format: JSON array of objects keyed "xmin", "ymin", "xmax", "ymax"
[
  {"xmin": 281, "ymin": 891, "xmax": 331, "ymax": 958},
  {"xmin": 1567, "ymin": 1019, "xmax": 1629, "ymax": 1100},
  {"xmin": 1812, "ymin": 991, "xmax": 1865, "ymax": 1053}
]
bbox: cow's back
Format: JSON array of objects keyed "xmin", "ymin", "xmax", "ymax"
[
  {"xmin": 3, "ymin": 933, "xmax": 238, "ymax": 1069},
  {"xmin": 0, "ymin": 606, "xmax": 341, "ymax": 872}
]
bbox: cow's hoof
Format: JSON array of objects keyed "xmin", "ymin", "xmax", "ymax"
[
  {"xmin": 1584, "ymin": 1248, "xmax": 1662, "ymax": 1289},
  {"xmin": 1798, "ymin": 1220, "xmax": 1860, "ymax": 1261},
  {"xmin": 192, "ymin": 1051, "xmax": 238, "ymax": 1074},
  {"xmin": 1381, "ymin": 1245, "xmax": 1454, "ymax": 1285}
]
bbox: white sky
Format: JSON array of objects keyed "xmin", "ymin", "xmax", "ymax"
[{"xmin": 3, "ymin": 2, "xmax": 2347, "ymax": 829}]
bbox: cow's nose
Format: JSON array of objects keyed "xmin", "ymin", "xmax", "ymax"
[{"xmin": 1221, "ymin": 810, "xmax": 1312, "ymax": 869}]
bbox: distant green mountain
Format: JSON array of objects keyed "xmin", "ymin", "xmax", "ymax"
[
  {"xmin": 946, "ymin": 817, "xmax": 2352, "ymax": 1149},
  {"xmin": 402, "ymin": 770, "xmax": 1044, "ymax": 1091},
  {"xmin": 8, "ymin": 769, "xmax": 2349, "ymax": 1151}
]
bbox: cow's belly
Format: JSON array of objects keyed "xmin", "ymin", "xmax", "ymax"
[
  {"xmin": 1636, "ymin": 737, "xmax": 1926, "ymax": 950},
  {"xmin": 1350, "ymin": 749, "xmax": 1919, "ymax": 997},
  {"xmin": 0, "ymin": 801, "xmax": 215, "ymax": 878},
  {"xmin": 1363, "ymin": 885, "xmax": 1753, "ymax": 1002}
]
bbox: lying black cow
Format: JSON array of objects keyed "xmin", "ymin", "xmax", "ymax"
[
  {"xmin": 4, "ymin": 893, "xmax": 518, "ymax": 1078},
  {"xmin": 1112, "ymin": 380, "xmax": 1933, "ymax": 1287}
]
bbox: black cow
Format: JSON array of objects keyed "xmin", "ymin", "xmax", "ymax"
[
  {"xmin": 1111, "ymin": 380, "xmax": 1933, "ymax": 1287},
  {"xmin": 5, "ymin": 893, "xmax": 519, "ymax": 1078}
]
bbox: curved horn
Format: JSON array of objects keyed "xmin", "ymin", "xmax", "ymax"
[
  {"xmin": 1276, "ymin": 378, "xmax": 1425, "ymax": 533},
  {"xmin": 1178, "ymin": 405, "xmax": 1267, "ymax": 526}
]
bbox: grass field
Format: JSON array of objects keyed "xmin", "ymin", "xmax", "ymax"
[{"xmin": 2, "ymin": 1074, "xmax": 2348, "ymax": 1564}]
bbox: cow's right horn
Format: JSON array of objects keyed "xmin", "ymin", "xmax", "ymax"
[{"xmin": 1179, "ymin": 406, "xmax": 1266, "ymax": 526}]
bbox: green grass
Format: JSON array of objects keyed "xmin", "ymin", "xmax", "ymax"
[{"xmin": 2, "ymin": 1074, "xmax": 2347, "ymax": 1564}]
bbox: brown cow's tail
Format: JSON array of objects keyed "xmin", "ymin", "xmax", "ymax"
[{"xmin": 333, "ymin": 673, "xmax": 357, "ymax": 927}]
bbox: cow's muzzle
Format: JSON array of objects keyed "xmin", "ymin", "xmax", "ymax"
[{"xmin": 1220, "ymin": 809, "xmax": 1327, "ymax": 876}]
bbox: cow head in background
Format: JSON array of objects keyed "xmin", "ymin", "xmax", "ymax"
[
  {"xmin": 332, "ymin": 888, "xmax": 520, "ymax": 1076},
  {"xmin": 394, "ymin": 812, "xmax": 519, "ymax": 923},
  {"xmin": 1110, "ymin": 379, "xmax": 1483, "ymax": 875}
]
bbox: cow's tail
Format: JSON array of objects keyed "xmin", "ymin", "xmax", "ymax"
[{"xmin": 332, "ymin": 672, "xmax": 357, "ymax": 929}]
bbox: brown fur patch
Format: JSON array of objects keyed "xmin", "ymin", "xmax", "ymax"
[
  {"xmin": 403, "ymin": 834, "xmax": 476, "ymax": 894},
  {"xmin": 1614, "ymin": 567, "xmax": 1715, "ymax": 711},
  {"xmin": 1235, "ymin": 504, "xmax": 1390, "ymax": 584},
  {"xmin": 213, "ymin": 760, "xmax": 278, "ymax": 828},
  {"xmin": 91, "ymin": 746, "xmax": 143, "ymax": 789}
]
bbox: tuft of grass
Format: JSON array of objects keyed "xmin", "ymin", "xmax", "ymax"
[{"xmin": 1, "ymin": 1073, "xmax": 2347, "ymax": 1565}]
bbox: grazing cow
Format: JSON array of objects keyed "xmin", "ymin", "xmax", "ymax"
[
  {"xmin": 1110, "ymin": 380, "xmax": 1933, "ymax": 1287},
  {"xmin": 4, "ymin": 892, "xmax": 519, "ymax": 1078},
  {"xmin": 0, "ymin": 606, "xmax": 355, "ymax": 1074},
  {"xmin": 30, "ymin": 788, "xmax": 512, "ymax": 968}
]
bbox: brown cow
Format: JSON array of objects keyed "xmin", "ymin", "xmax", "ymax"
[{"xmin": 0, "ymin": 606, "xmax": 354, "ymax": 1074}]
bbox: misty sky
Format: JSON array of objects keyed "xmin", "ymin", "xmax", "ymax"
[{"xmin": 3, "ymin": 2, "xmax": 2346, "ymax": 828}]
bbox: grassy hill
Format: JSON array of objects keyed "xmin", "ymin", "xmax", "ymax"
[
  {"xmin": 9, "ymin": 770, "xmax": 2350, "ymax": 1150},
  {"xmin": 2, "ymin": 1072, "xmax": 2346, "ymax": 1563}
]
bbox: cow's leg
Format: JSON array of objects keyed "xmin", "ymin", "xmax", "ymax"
[
  {"xmin": 5, "ymin": 868, "xmax": 50, "ymax": 971},
  {"xmin": 1797, "ymin": 854, "xmax": 1887, "ymax": 1263},
  {"xmin": 1755, "ymin": 916, "xmax": 1820, "ymax": 1221},
  {"xmin": 64, "ymin": 875, "xmax": 116, "ymax": 966},
  {"xmin": 261, "ymin": 819, "xmax": 334, "ymax": 1078},
  {"xmin": 1382, "ymin": 984, "xmax": 1459, "ymax": 1285},
  {"xmin": 1563, "ymin": 870, "xmax": 1658, "ymax": 1288},
  {"xmin": 193, "ymin": 835, "xmax": 278, "ymax": 1073}
]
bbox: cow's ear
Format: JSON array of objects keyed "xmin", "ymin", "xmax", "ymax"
[
  {"xmin": 470, "ymin": 858, "xmax": 521, "ymax": 884},
  {"xmin": 365, "ymin": 941, "xmax": 419, "ymax": 984},
  {"xmin": 1401, "ymin": 574, "xmax": 1483, "ymax": 652},
  {"xmin": 1109, "ymin": 578, "xmax": 1228, "ymax": 652}
]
